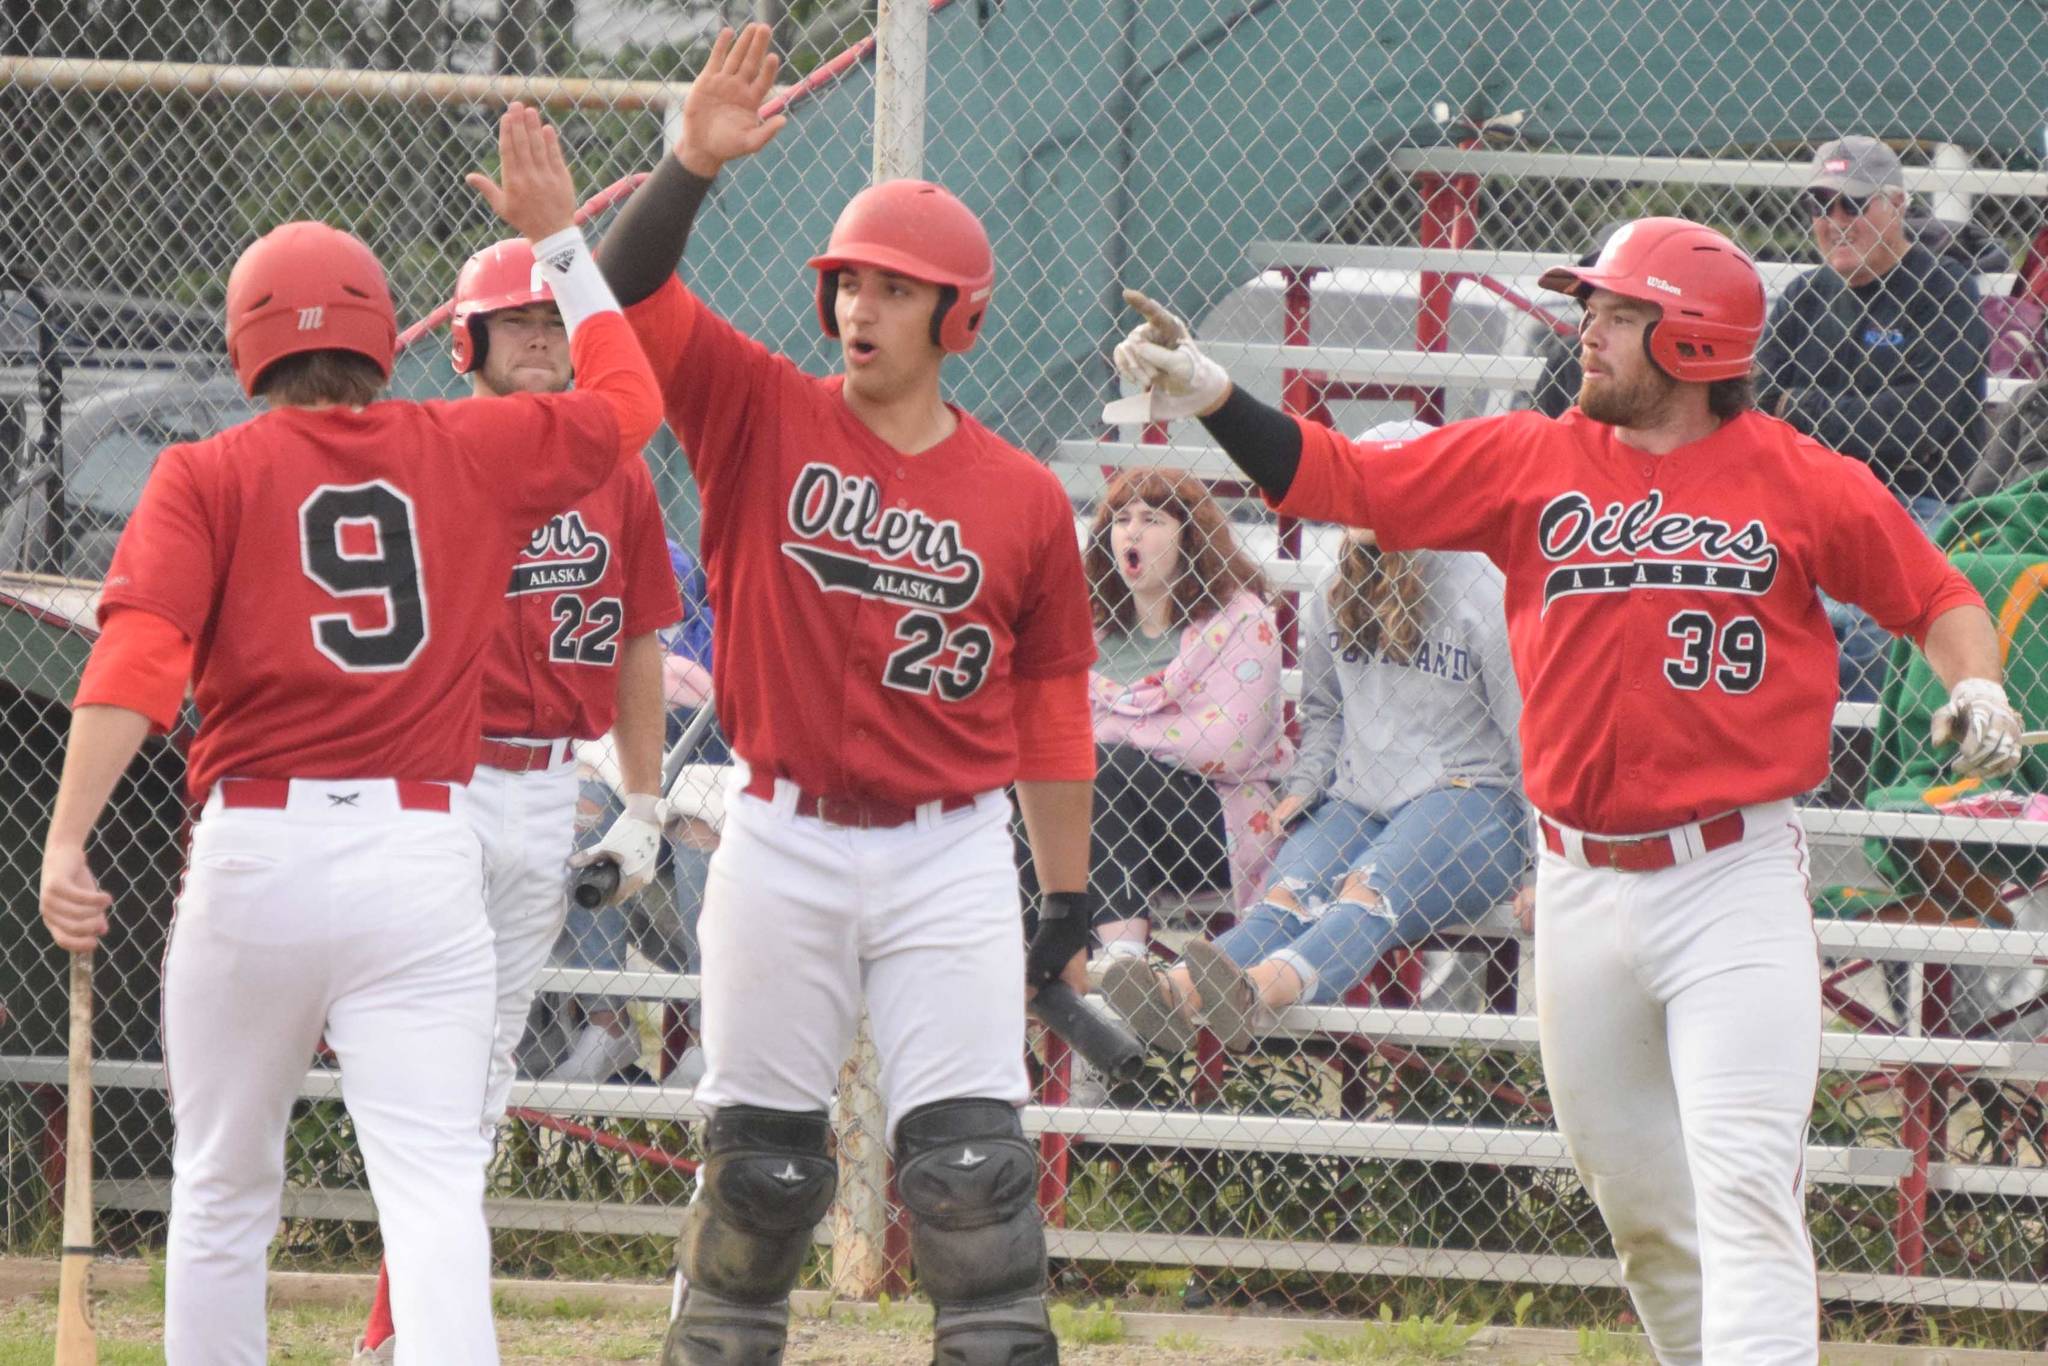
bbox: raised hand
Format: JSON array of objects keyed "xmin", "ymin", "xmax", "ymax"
[
  {"xmin": 677, "ymin": 23, "xmax": 788, "ymax": 178},
  {"xmin": 1122, "ymin": 288, "xmax": 1191, "ymax": 349},
  {"xmin": 1104, "ymin": 286, "xmax": 1232, "ymax": 424},
  {"xmin": 466, "ymin": 102, "xmax": 579, "ymax": 244}
]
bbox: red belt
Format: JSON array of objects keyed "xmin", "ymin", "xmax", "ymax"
[
  {"xmin": 742, "ymin": 772, "xmax": 974, "ymax": 829},
  {"xmin": 1539, "ymin": 810, "xmax": 1745, "ymax": 873},
  {"xmin": 217, "ymin": 778, "xmax": 452, "ymax": 813},
  {"xmin": 478, "ymin": 738, "xmax": 570, "ymax": 773}
]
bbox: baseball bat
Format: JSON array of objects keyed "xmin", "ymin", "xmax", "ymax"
[
  {"xmin": 571, "ymin": 694, "xmax": 723, "ymax": 910},
  {"xmin": 569, "ymin": 858, "xmax": 620, "ymax": 910},
  {"xmin": 1029, "ymin": 980, "xmax": 1145, "ymax": 1087},
  {"xmin": 54, "ymin": 949, "xmax": 96, "ymax": 1365}
]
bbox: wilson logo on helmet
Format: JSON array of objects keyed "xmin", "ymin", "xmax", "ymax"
[{"xmin": 1534, "ymin": 216, "xmax": 1764, "ymax": 383}]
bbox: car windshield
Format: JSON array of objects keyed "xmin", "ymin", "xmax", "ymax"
[{"xmin": 68, "ymin": 421, "xmax": 171, "ymax": 519}]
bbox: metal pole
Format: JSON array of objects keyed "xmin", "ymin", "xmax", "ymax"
[
  {"xmin": 871, "ymin": 0, "xmax": 928, "ymax": 182},
  {"xmin": 831, "ymin": 0, "xmax": 930, "ymax": 1304},
  {"xmin": 0, "ymin": 54, "xmax": 689, "ymax": 112},
  {"xmin": 29, "ymin": 281, "xmax": 64, "ymax": 576}
]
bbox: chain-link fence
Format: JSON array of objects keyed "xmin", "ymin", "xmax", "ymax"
[{"xmin": 5, "ymin": 0, "xmax": 2048, "ymax": 1352}]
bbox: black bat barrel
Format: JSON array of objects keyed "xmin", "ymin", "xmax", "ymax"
[{"xmin": 1029, "ymin": 980, "xmax": 1145, "ymax": 1085}]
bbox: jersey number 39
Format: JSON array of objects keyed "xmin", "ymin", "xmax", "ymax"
[
  {"xmin": 1664, "ymin": 611, "xmax": 1765, "ymax": 694},
  {"xmin": 299, "ymin": 481, "xmax": 429, "ymax": 672}
]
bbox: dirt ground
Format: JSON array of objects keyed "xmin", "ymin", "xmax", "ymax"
[
  {"xmin": 0, "ymin": 1262, "xmax": 2040, "ymax": 1364},
  {"xmin": 0, "ymin": 1274, "xmax": 1582, "ymax": 1364},
  {"xmin": 0, "ymin": 1288, "xmax": 1325, "ymax": 1365}
]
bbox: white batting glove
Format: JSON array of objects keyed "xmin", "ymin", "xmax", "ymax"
[
  {"xmin": 569, "ymin": 792, "xmax": 667, "ymax": 903},
  {"xmin": 1103, "ymin": 287, "xmax": 1231, "ymax": 425},
  {"xmin": 1930, "ymin": 677, "xmax": 2023, "ymax": 780}
]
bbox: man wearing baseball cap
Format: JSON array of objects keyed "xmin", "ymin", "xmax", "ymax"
[{"xmin": 1756, "ymin": 136, "xmax": 1991, "ymax": 697}]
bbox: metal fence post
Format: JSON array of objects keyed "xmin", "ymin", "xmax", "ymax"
[{"xmin": 827, "ymin": 0, "xmax": 929, "ymax": 1305}]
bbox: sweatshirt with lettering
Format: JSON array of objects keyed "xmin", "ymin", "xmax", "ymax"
[{"xmin": 1283, "ymin": 551, "xmax": 1522, "ymax": 815}]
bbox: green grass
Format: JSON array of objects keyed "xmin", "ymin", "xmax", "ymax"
[
  {"xmin": 1291, "ymin": 1305, "xmax": 1481, "ymax": 1361},
  {"xmin": 1052, "ymin": 1299, "xmax": 1127, "ymax": 1345},
  {"xmin": 490, "ymin": 1292, "xmax": 617, "ymax": 1322},
  {"xmin": 1575, "ymin": 1326, "xmax": 1652, "ymax": 1361},
  {"xmin": 853, "ymin": 1291, "xmax": 933, "ymax": 1334},
  {"xmin": 0, "ymin": 1342, "xmax": 166, "ymax": 1365}
]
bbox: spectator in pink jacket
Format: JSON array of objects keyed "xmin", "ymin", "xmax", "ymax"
[{"xmin": 1017, "ymin": 467, "xmax": 1290, "ymax": 965}]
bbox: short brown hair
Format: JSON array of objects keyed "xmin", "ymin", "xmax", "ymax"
[
  {"xmin": 254, "ymin": 349, "xmax": 386, "ymax": 408},
  {"xmin": 1707, "ymin": 373, "xmax": 1756, "ymax": 420},
  {"xmin": 1085, "ymin": 467, "xmax": 1266, "ymax": 633}
]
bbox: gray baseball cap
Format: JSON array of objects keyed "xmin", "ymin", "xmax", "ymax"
[{"xmin": 1808, "ymin": 136, "xmax": 1904, "ymax": 197}]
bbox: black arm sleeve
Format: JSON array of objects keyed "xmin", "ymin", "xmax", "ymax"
[
  {"xmin": 1197, "ymin": 385, "xmax": 1303, "ymax": 501},
  {"xmin": 594, "ymin": 155, "xmax": 716, "ymax": 307}
]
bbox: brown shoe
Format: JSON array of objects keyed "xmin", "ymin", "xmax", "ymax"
[
  {"xmin": 1100, "ymin": 956, "xmax": 1198, "ymax": 1053},
  {"xmin": 1180, "ymin": 939, "xmax": 1265, "ymax": 1051}
]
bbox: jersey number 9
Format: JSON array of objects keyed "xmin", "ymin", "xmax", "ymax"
[{"xmin": 299, "ymin": 481, "xmax": 430, "ymax": 672}]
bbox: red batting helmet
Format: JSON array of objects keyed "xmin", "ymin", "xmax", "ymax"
[
  {"xmin": 225, "ymin": 221, "xmax": 397, "ymax": 396},
  {"xmin": 1536, "ymin": 217, "xmax": 1764, "ymax": 382},
  {"xmin": 450, "ymin": 237, "xmax": 555, "ymax": 375},
  {"xmin": 807, "ymin": 180, "xmax": 995, "ymax": 354}
]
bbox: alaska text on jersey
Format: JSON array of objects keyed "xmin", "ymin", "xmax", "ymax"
[
  {"xmin": 1535, "ymin": 490, "xmax": 1780, "ymax": 611},
  {"xmin": 509, "ymin": 510, "xmax": 612, "ymax": 594},
  {"xmin": 780, "ymin": 462, "xmax": 984, "ymax": 611}
]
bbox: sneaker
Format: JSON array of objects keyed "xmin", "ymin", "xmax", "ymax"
[
  {"xmin": 351, "ymin": 1336, "xmax": 396, "ymax": 1363},
  {"xmin": 1064, "ymin": 1053, "xmax": 1109, "ymax": 1108},
  {"xmin": 1099, "ymin": 957, "xmax": 1197, "ymax": 1053},
  {"xmin": 544, "ymin": 1022, "xmax": 639, "ymax": 1084},
  {"xmin": 666, "ymin": 1044, "xmax": 707, "ymax": 1089},
  {"xmin": 1180, "ymin": 939, "xmax": 1270, "ymax": 1051}
]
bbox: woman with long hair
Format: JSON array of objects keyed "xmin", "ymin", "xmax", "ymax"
[
  {"xmin": 1103, "ymin": 424, "xmax": 1528, "ymax": 1052},
  {"xmin": 1035, "ymin": 467, "xmax": 1290, "ymax": 963}
]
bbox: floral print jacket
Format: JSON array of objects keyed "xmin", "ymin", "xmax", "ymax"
[{"xmin": 1091, "ymin": 589, "xmax": 1293, "ymax": 905}]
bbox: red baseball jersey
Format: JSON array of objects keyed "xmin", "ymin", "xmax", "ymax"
[
  {"xmin": 100, "ymin": 383, "xmax": 627, "ymax": 801},
  {"xmin": 479, "ymin": 452, "xmax": 682, "ymax": 741},
  {"xmin": 624, "ymin": 278, "xmax": 1096, "ymax": 808},
  {"xmin": 1276, "ymin": 408, "xmax": 1981, "ymax": 834}
]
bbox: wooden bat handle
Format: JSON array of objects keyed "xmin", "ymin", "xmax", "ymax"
[{"xmin": 55, "ymin": 948, "xmax": 97, "ymax": 1364}]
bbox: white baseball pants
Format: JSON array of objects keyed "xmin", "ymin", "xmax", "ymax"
[
  {"xmin": 693, "ymin": 771, "xmax": 1029, "ymax": 1141},
  {"xmin": 161, "ymin": 780, "xmax": 498, "ymax": 1365},
  {"xmin": 466, "ymin": 752, "xmax": 581, "ymax": 1125},
  {"xmin": 1534, "ymin": 799, "xmax": 1821, "ymax": 1365}
]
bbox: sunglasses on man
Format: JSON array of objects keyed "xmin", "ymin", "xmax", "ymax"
[{"xmin": 1802, "ymin": 188, "xmax": 1872, "ymax": 218}]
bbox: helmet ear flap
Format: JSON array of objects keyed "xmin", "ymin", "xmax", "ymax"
[
  {"xmin": 930, "ymin": 285, "xmax": 957, "ymax": 349},
  {"xmin": 817, "ymin": 270, "xmax": 842, "ymax": 339},
  {"xmin": 453, "ymin": 316, "xmax": 490, "ymax": 375},
  {"xmin": 1642, "ymin": 319, "xmax": 1674, "ymax": 380}
]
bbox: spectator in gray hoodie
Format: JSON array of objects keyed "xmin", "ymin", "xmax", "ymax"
[{"xmin": 1102, "ymin": 423, "xmax": 1529, "ymax": 1051}]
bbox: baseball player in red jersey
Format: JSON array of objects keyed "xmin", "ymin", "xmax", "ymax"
[
  {"xmin": 1110, "ymin": 218, "xmax": 2024, "ymax": 1364},
  {"xmin": 36, "ymin": 107, "xmax": 661, "ymax": 1365},
  {"xmin": 350, "ymin": 236, "xmax": 683, "ymax": 1362},
  {"xmin": 597, "ymin": 26, "xmax": 1099, "ymax": 1366}
]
